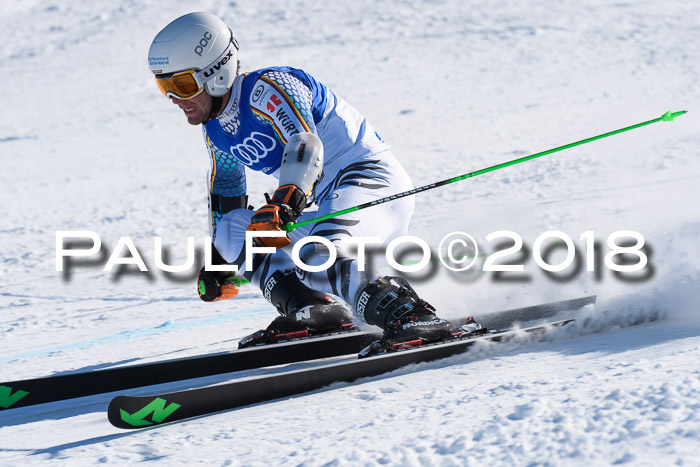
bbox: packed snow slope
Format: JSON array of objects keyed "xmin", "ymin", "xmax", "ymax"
[{"xmin": 1, "ymin": 0, "xmax": 700, "ymax": 465}]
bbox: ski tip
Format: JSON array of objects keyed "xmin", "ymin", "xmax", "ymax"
[
  {"xmin": 661, "ymin": 110, "xmax": 688, "ymax": 122},
  {"xmin": 108, "ymin": 395, "xmax": 183, "ymax": 429},
  {"xmin": 107, "ymin": 396, "xmax": 132, "ymax": 429}
]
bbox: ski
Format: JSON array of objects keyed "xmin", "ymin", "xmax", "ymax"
[
  {"xmin": 0, "ymin": 328, "xmax": 373, "ymax": 411},
  {"xmin": 1, "ymin": 295, "xmax": 594, "ymax": 411},
  {"xmin": 108, "ymin": 317, "xmax": 577, "ymax": 429}
]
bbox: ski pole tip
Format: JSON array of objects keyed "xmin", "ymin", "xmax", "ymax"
[{"xmin": 661, "ymin": 110, "xmax": 687, "ymax": 122}]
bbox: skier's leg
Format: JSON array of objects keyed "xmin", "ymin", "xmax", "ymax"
[
  {"xmin": 215, "ymin": 151, "xmax": 469, "ymax": 348},
  {"xmin": 295, "ymin": 152, "xmax": 476, "ymax": 349},
  {"xmin": 214, "ymin": 210, "xmax": 355, "ymax": 346},
  {"xmin": 291, "ymin": 150, "xmax": 416, "ymax": 306}
]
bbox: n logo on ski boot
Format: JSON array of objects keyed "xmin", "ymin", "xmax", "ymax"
[
  {"xmin": 0, "ymin": 385, "xmax": 29, "ymax": 409},
  {"xmin": 295, "ymin": 305, "xmax": 314, "ymax": 321},
  {"xmin": 120, "ymin": 397, "xmax": 181, "ymax": 426}
]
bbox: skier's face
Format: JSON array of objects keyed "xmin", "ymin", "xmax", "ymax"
[{"xmin": 171, "ymin": 92, "xmax": 212, "ymax": 125}]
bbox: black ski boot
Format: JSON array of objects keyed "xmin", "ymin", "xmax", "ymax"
[
  {"xmin": 239, "ymin": 271, "xmax": 357, "ymax": 348},
  {"xmin": 355, "ymin": 276, "xmax": 482, "ymax": 357}
]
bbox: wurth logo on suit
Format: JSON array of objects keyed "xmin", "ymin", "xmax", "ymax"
[
  {"xmin": 250, "ymin": 79, "xmax": 307, "ymax": 143},
  {"xmin": 266, "ymin": 94, "xmax": 282, "ymax": 112},
  {"xmin": 267, "ymin": 95, "xmax": 300, "ymax": 138}
]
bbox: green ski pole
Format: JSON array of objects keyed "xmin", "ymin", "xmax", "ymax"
[{"xmin": 284, "ymin": 110, "xmax": 686, "ymax": 232}]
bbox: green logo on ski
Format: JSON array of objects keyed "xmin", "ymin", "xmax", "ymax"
[
  {"xmin": 0, "ymin": 385, "xmax": 30, "ymax": 409},
  {"xmin": 120, "ymin": 397, "xmax": 181, "ymax": 426}
]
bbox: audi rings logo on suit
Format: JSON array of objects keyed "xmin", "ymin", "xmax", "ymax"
[{"xmin": 230, "ymin": 132, "xmax": 278, "ymax": 166}]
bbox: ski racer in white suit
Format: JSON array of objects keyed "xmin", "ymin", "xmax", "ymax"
[{"xmin": 149, "ymin": 12, "xmax": 470, "ymax": 351}]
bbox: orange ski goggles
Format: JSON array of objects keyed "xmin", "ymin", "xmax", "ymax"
[{"xmin": 155, "ymin": 70, "xmax": 205, "ymax": 100}]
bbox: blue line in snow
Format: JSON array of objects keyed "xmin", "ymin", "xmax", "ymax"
[{"xmin": 0, "ymin": 306, "xmax": 275, "ymax": 364}]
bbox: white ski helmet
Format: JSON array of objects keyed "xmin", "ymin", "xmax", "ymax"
[{"xmin": 149, "ymin": 12, "xmax": 239, "ymax": 98}]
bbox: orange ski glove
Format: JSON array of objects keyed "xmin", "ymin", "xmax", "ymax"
[{"xmin": 247, "ymin": 184, "xmax": 306, "ymax": 250}]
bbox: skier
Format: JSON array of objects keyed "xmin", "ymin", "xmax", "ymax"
[{"xmin": 148, "ymin": 12, "xmax": 473, "ymax": 352}]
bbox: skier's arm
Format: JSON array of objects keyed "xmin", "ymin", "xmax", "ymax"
[
  {"xmin": 203, "ymin": 131, "xmax": 248, "ymax": 236},
  {"xmin": 248, "ymin": 132, "xmax": 324, "ymax": 249},
  {"xmin": 247, "ymin": 72, "xmax": 323, "ymax": 248},
  {"xmin": 197, "ymin": 133, "xmax": 247, "ymax": 303}
]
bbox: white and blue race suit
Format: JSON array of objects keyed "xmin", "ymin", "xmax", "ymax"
[{"xmin": 208, "ymin": 67, "xmax": 415, "ymax": 317}]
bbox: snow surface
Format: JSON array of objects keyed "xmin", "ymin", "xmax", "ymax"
[{"xmin": 2, "ymin": 0, "xmax": 700, "ymax": 465}]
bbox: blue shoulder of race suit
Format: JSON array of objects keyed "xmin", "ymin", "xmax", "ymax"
[
  {"xmin": 248, "ymin": 69, "xmax": 317, "ymax": 142},
  {"xmin": 205, "ymin": 67, "xmax": 329, "ymax": 172},
  {"xmin": 205, "ymin": 67, "xmax": 330, "ymax": 231},
  {"xmin": 251, "ymin": 66, "xmax": 328, "ymax": 122}
]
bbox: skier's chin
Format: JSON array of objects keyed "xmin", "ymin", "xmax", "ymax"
[
  {"xmin": 186, "ymin": 115, "xmax": 206, "ymax": 125},
  {"xmin": 184, "ymin": 111, "xmax": 207, "ymax": 125}
]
